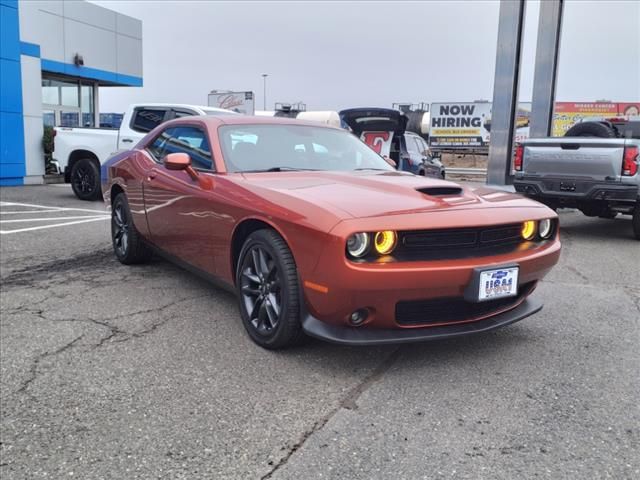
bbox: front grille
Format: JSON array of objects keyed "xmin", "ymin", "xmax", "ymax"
[
  {"xmin": 395, "ymin": 282, "xmax": 534, "ymax": 326},
  {"xmin": 395, "ymin": 224, "xmax": 526, "ymax": 261}
]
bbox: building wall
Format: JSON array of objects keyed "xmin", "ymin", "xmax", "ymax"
[
  {"xmin": 19, "ymin": 0, "xmax": 143, "ymax": 85},
  {"xmin": 0, "ymin": 0, "xmax": 143, "ymax": 186},
  {"xmin": 0, "ymin": 0, "xmax": 26, "ymax": 186}
]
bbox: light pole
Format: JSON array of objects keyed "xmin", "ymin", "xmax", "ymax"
[{"xmin": 261, "ymin": 73, "xmax": 268, "ymax": 110}]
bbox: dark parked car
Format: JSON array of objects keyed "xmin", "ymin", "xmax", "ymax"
[{"xmin": 340, "ymin": 108, "xmax": 445, "ymax": 178}]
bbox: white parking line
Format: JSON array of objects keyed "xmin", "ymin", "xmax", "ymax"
[
  {"xmin": 1, "ymin": 215, "xmax": 109, "ymax": 223},
  {"xmin": 0, "ymin": 201, "xmax": 107, "ymax": 214},
  {"xmin": 1, "ymin": 210, "xmax": 66, "ymax": 214},
  {"xmin": 0, "ymin": 201, "xmax": 110, "ymax": 234},
  {"xmin": 0, "ymin": 217, "xmax": 109, "ymax": 234}
]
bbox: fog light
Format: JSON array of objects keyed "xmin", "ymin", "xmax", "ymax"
[
  {"xmin": 349, "ymin": 308, "xmax": 368, "ymax": 326},
  {"xmin": 521, "ymin": 220, "xmax": 536, "ymax": 240}
]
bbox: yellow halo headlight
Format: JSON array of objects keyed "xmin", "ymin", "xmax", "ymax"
[
  {"xmin": 521, "ymin": 221, "xmax": 536, "ymax": 240},
  {"xmin": 374, "ymin": 230, "xmax": 397, "ymax": 255}
]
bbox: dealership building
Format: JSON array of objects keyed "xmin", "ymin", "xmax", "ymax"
[{"xmin": 0, "ymin": 0, "xmax": 142, "ymax": 186}]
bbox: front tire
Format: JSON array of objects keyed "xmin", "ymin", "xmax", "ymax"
[
  {"xmin": 236, "ymin": 229, "xmax": 304, "ymax": 349},
  {"xmin": 111, "ymin": 193, "xmax": 152, "ymax": 264},
  {"xmin": 71, "ymin": 158, "xmax": 102, "ymax": 201}
]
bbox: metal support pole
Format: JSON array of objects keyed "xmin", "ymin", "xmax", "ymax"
[
  {"xmin": 261, "ymin": 73, "xmax": 268, "ymax": 110},
  {"xmin": 530, "ymin": 0, "xmax": 564, "ymax": 138},
  {"xmin": 487, "ymin": 0, "xmax": 526, "ymax": 186}
]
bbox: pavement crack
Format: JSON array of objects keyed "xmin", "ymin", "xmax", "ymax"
[
  {"xmin": 16, "ymin": 335, "xmax": 84, "ymax": 395},
  {"xmin": 260, "ymin": 347, "xmax": 402, "ymax": 480}
]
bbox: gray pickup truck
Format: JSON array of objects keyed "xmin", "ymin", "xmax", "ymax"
[{"xmin": 513, "ymin": 119, "xmax": 640, "ymax": 240}]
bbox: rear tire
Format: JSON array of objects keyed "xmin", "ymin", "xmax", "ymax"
[
  {"xmin": 71, "ymin": 158, "xmax": 102, "ymax": 201},
  {"xmin": 633, "ymin": 205, "xmax": 640, "ymax": 240},
  {"xmin": 236, "ymin": 229, "xmax": 305, "ymax": 349},
  {"xmin": 111, "ymin": 193, "xmax": 152, "ymax": 264}
]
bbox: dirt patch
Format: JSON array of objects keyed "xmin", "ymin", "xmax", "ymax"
[{"xmin": 441, "ymin": 153, "xmax": 488, "ymax": 169}]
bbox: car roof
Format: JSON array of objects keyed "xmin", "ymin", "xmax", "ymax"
[
  {"xmin": 129, "ymin": 103, "xmax": 231, "ymax": 113},
  {"xmin": 195, "ymin": 115, "xmax": 345, "ymax": 129}
]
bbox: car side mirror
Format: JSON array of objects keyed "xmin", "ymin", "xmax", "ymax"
[
  {"xmin": 164, "ymin": 152, "xmax": 199, "ymax": 180},
  {"xmin": 164, "ymin": 152, "xmax": 191, "ymax": 170}
]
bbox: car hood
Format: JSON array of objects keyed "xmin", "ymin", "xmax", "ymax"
[{"xmin": 239, "ymin": 170, "xmax": 543, "ymax": 219}]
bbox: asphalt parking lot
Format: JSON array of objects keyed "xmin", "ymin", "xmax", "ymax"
[{"xmin": 1, "ymin": 184, "xmax": 638, "ymax": 479}]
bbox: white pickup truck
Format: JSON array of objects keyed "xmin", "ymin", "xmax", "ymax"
[{"xmin": 53, "ymin": 103, "xmax": 236, "ymax": 200}]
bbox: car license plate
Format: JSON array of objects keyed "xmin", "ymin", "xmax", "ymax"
[{"xmin": 478, "ymin": 267, "xmax": 519, "ymax": 301}]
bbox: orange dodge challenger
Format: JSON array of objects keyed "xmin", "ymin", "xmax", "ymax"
[{"xmin": 102, "ymin": 115, "xmax": 561, "ymax": 349}]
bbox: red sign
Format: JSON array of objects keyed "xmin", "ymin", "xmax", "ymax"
[{"xmin": 361, "ymin": 131, "xmax": 391, "ymax": 155}]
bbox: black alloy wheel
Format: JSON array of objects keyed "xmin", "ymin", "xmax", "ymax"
[
  {"xmin": 240, "ymin": 245, "xmax": 282, "ymax": 335},
  {"xmin": 70, "ymin": 158, "xmax": 102, "ymax": 201},
  {"xmin": 236, "ymin": 229, "xmax": 304, "ymax": 349},
  {"xmin": 111, "ymin": 193, "xmax": 152, "ymax": 264},
  {"xmin": 112, "ymin": 199, "xmax": 130, "ymax": 258}
]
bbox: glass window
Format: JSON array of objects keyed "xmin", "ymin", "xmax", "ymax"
[
  {"xmin": 172, "ymin": 110, "xmax": 196, "ymax": 119},
  {"xmin": 405, "ymin": 135, "xmax": 420, "ymax": 153},
  {"xmin": 131, "ymin": 108, "xmax": 168, "ymax": 133},
  {"xmin": 148, "ymin": 130, "xmax": 171, "ymax": 159},
  {"xmin": 43, "ymin": 110, "xmax": 55, "ymax": 127},
  {"xmin": 219, "ymin": 124, "xmax": 394, "ymax": 173},
  {"xmin": 42, "ymin": 80, "xmax": 59, "ymax": 105},
  {"xmin": 60, "ymin": 83, "xmax": 79, "ymax": 107},
  {"xmin": 60, "ymin": 111, "xmax": 80, "ymax": 127},
  {"xmin": 149, "ymin": 126, "xmax": 213, "ymax": 170},
  {"xmin": 81, "ymin": 84, "xmax": 94, "ymax": 127}
]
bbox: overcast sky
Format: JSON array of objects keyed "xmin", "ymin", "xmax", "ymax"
[{"xmin": 92, "ymin": 0, "xmax": 640, "ymax": 113}]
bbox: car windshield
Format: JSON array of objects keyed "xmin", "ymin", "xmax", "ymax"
[{"xmin": 218, "ymin": 124, "xmax": 395, "ymax": 173}]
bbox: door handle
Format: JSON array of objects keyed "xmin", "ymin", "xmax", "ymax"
[
  {"xmin": 121, "ymin": 138, "xmax": 133, "ymax": 143},
  {"xmin": 147, "ymin": 172, "xmax": 157, "ymax": 181}
]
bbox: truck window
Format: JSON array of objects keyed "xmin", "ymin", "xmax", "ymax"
[
  {"xmin": 131, "ymin": 108, "xmax": 169, "ymax": 133},
  {"xmin": 171, "ymin": 109, "xmax": 197, "ymax": 119}
]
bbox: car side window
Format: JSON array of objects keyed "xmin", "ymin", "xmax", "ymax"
[
  {"xmin": 131, "ymin": 108, "xmax": 169, "ymax": 133},
  {"xmin": 406, "ymin": 135, "xmax": 420, "ymax": 154},
  {"xmin": 416, "ymin": 137, "xmax": 428, "ymax": 155},
  {"xmin": 147, "ymin": 129, "xmax": 172, "ymax": 159},
  {"xmin": 158, "ymin": 126, "xmax": 214, "ymax": 171}
]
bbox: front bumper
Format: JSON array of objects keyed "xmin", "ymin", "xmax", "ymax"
[
  {"xmin": 299, "ymin": 225, "xmax": 560, "ymax": 336},
  {"xmin": 302, "ymin": 296, "xmax": 542, "ymax": 346}
]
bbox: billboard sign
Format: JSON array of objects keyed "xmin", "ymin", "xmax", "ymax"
[
  {"xmin": 208, "ymin": 91, "xmax": 255, "ymax": 115},
  {"xmin": 552, "ymin": 102, "xmax": 618, "ymax": 137},
  {"xmin": 429, "ymin": 102, "xmax": 531, "ymax": 148}
]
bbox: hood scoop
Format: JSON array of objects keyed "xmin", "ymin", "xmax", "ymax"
[{"xmin": 416, "ymin": 186, "xmax": 463, "ymax": 197}]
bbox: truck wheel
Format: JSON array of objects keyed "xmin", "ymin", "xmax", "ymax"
[
  {"xmin": 633, "ymin": 205, "xmax": 640, "ymax": 240},
  {"xmin": 71, "ymin": 158, "xmax": 102, "ymax": 201},
  {"xmin": 564, "ymin": 121, "xmax": 616, "ymax": 138},
  {"xmin": 598, "ymin": 210, "xmax": 617, "ymax": 219}
]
